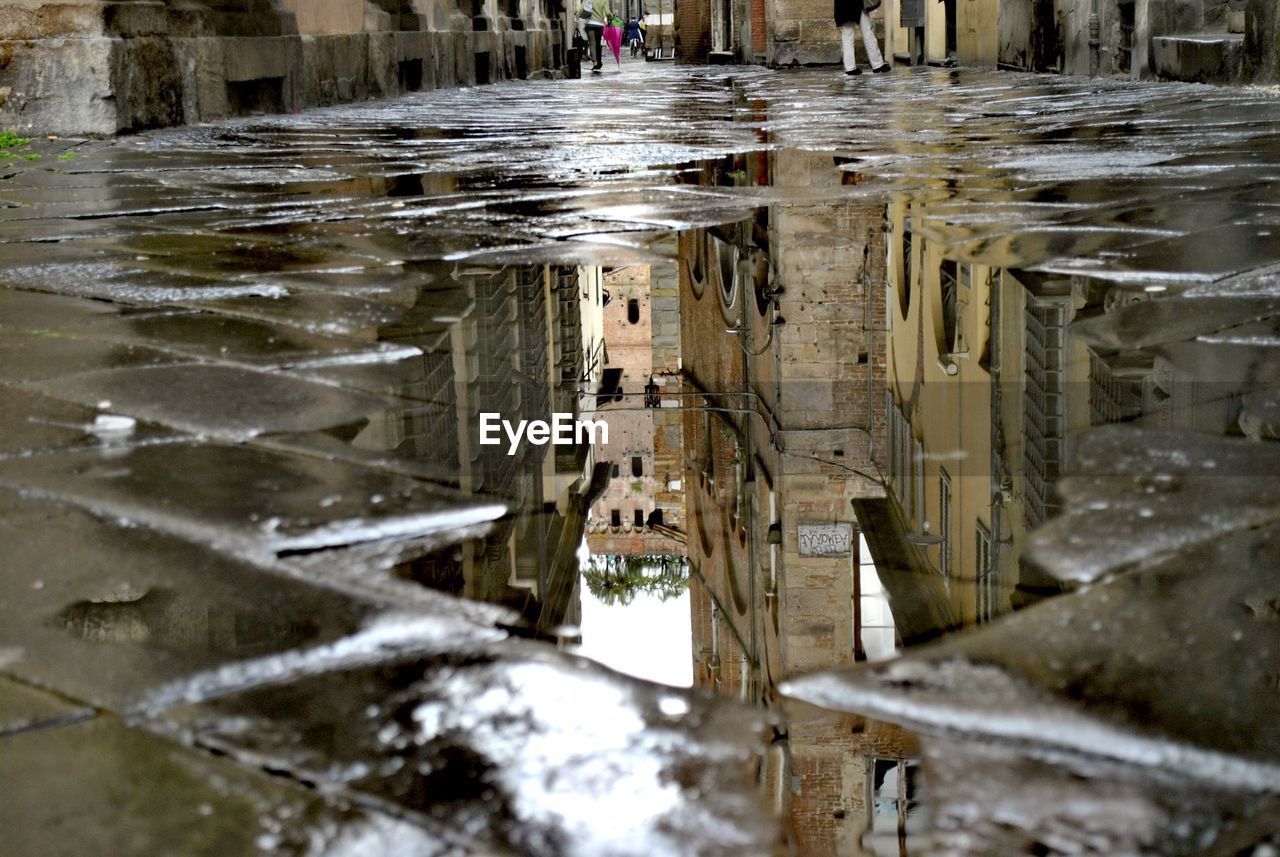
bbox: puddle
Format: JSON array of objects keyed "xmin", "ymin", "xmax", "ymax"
[{"xmin": 2, "ymin": 65, "xmax": 1280, "ymax": 854}]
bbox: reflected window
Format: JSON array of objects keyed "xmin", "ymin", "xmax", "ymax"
[
  {"xmin": 631, "ymin": 456, "xmax": 643, "ymax": 477},
  {"xmin": 627, "ymin": 298, "xmax": 640, "ymax": 324},
  {"xmin": 864, "ymin": 758, "xmax": 927, "ymax": 857},
  {"xmin": 648, "ymin": 509, "xmax": 664, "ymax": 527},
  {"xmin": 634, "ymin": 509, "xmax": 645, "ymax": 527},
  {"xmin": 857, "ymin": 534, "xmax": 897, "ymax": 661},
  {"xmin": 976, "ymin": 521, "xmax": 999, "ymax": 623},
  {"xmin": 610, "ymin": 509, "xmax": 621, "ymax": 527},
  {"xmin": 597, "ymin": 368, "xmax": 623, "ymax": 408},
  {"xmin": 939, "ymin": 259, "xmax": 958, "ymax": 354},
  {"xmin": 939, "ymin": 468, "xmax": 952, "ymax": 585},
  {"xmin": 1022, "ymin": 296, "xmax": 1070, "ymax": 529},
  {"xmin": 612, "ymin": 463, "xmax": 620, "ymax": 478}
]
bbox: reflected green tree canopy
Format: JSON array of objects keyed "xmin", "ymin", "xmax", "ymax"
[{"xmin": 583, "ymin": 555, "xmax": 689, "ymax": 607}]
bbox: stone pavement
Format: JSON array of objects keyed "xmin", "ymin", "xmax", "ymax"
[{"xmin": 3, "ymin": 64, "xmax": 1280, "ymax": 854}]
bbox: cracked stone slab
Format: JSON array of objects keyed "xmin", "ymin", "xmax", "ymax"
[
  {"xmin": 0, "ymin": 386, "xmax": 178, "ymax": 458},
  {"xmin": 153, "ymin": 639, "xmax": 777, "ymax": 857},
  {"xmin": 0, "ymin": 442, "xmax": 507, "ymax": 560},
  {"xmin": 30, "ymin": 363, "xmax": 402, "ymax": 442},
  {"xmin": 1070, "ymin": 296, "xmax": 1280, "ymax": 351},
  {"xmin": 0, "ymin": 716, "xmax": 461, "ymax": 857},
  {"xmin": 86, "ymin": 230, "xmax": 382, "ymax": 276},
  {"xmin": 2, "ymin": 260, "xmax": 291, "ymax": 305},
  {"xmin": 0, "ymin": 285, "xmax": 121, "ymax": 330},
  {"xmin": 782, "ymin": 522, "xmax": 1280, "ymax": 791},
  {"xmin": 68, "ymin": 309, "xmax": 423, "ymax": 370},
  {"xmin": 0, "ymin": 675, "xmax": 93, "ymax": 738},
  {"xmin": 0, "ymin": 486, "xmax": 506, "ymax": 713},
  {"xmin": 1025, "ymin": 426, "xmax": 1280, "ymax": 584},
  {"xmin": 186, "ymin": 291, "xmax": 433, "ymax": 338},
  {"xmin": 0, "ymin": 328, "xmax": 181, "ymax": 384},
  {"xmin": 917, "ymin": 735, "xmax": 1280, "ymax": 857}
]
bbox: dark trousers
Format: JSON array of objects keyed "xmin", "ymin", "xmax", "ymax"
[{"xmin": 586, "ymin": 24, "xmax": 604, "ymax": 67}]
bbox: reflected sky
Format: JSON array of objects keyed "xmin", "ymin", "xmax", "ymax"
[{"xmin": 574, "ymin": 564, "xmax": 693, "ymax": 688}]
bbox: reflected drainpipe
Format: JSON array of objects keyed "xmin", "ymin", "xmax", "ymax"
[
  {"xmin": 1089, "ymin": 0, "xmax": 1101, "ymax": 75},
  {"xmin": 708, "ymin": 603, "xmax": 722, "ymax": 690},
  {"xmin": 766, "ymin": 491, "xmax": 779, "ymax": 605}
]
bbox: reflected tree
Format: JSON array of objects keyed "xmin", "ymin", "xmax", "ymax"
[{"xmin": 583, "ymin": 554, "xmax": 688, "ymax": 607}]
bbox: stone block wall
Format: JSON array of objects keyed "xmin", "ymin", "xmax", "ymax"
[
  {"xmin": 0, "ymin": 0, "xmax": 567, "ymax": 134},
  {"xmin": 765, "ymin": 0, "xmax": 884, "ymax": 66}
]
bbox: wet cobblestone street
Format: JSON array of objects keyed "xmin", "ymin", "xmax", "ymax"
[{"xmin": 4, "ymin": 63, "xmax": 1280, "ymax": 855}]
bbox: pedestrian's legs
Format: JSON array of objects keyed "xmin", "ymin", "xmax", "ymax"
[
  {"xmin": 588, "ymin": 25, "xmax": 603, "ymax": 68},
  {"xmin": 841, "ymin": 22, "xmax": 858, "ymax": 72},
  {"xmin": 858, "ymin": 12, "xmax": 886, "ymax": 68}
]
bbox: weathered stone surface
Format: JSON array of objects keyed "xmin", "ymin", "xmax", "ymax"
[
  {"xmin": 0, "ymin": 386, "xmax": 175, "ymax": 456},
  {"xmin": 784, "ymin": 522, "xmax": 1280, "ymax": 785},
  {"xmin": 0, "ymin": 328, "xmax": 179, "ymax": 383},
  {"xmin": 0, "ymin": 716, "xmax": 457, "ymax": 857},
  {"xmin": 1152, "ymin": 32, "xmax": 1245, "ymax": 84},
  {"xmin": 0, "ymin": 675, "xmax": 92, "ymax": 736},
  {"xmin": 0, "ymin": 1, "xmax": 565, "ymax": 134},
  {"xmin": 0, "ymin": 487, "xmax": 375, "ymax": 710},
  {"xmin": 31, "ymin": 363, "xmax": 401, "ymax": 441},
  {"xmin": 0, "ymin": 482, "xmax": 507, "ymax": 710},
  {"xmin": 154, "ymin": 640, "xmax": 777, "ymax": 856},
  {"xmin": 0, "ymin": 443, "xmax": 506, "ymax": 558},
  {"xmin": 1023, "ymin": 427, "xmax": 1280, "ymax": 583}
]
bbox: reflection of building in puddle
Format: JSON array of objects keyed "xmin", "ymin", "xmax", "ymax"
[
  {"xmin": 676, "ymin": 151, "xmax": 933, "ymax": 855},
  {"xmin": 58, "ymin": 588, "xmax": 321, "ymax": 654},
  {"xmin": 348, "ymin": 262, "xmax": 611, "ymax": 635},
  {"xmin": 586, "ymin": 259, "xmax": 686, "ymax": 559},
  {"xmin": 884, "ymin": 197, "xmax": 1253, "ymax": 623}
]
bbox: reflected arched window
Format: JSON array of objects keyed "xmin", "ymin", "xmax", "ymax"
[
  {"xmin": 631, "ymin": 456, "xmax": 643, "ymax": 477},
  {"xmin": 939, "ymin": 259, "xmax": 958, "ymax": 354},
  {"xmin": 627, "ymin": 298, "xmax": 640, "ymax": 324}
]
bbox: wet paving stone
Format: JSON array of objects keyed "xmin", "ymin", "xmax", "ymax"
[
  {"xmin": 6, "ymin": 65, "xmax": 1280, "ymax": 854},
  {"xmin": 0, "ymin": 487, "xmax": 382, "ymax": 710},
  {"xmin": 62, "ymin": 309, "xmax": 421, "ymax": 370},
  {"xmin": 0, "ymin": 386, "xmax": 177, "ymax": 457},
  {"xmin": 0, "ymin": 443, "xmax": 506, "ymax": 561},
  {"xmin": 1073, "ymin": 295, "xmax": 1280, "ymax": 350},
  {"xmin": 783, "ymin": 522, "xmax": 1280, "ymax": 854},
  {"xmin": 31, "ymin": 363, "xmax": 401, "ymax": 442},
  {"xmin": 0, "ymin": 328, "xmax": 181, "ymax": 384},
  {"xmin": 153, "ymin": 640, "xmax": 776, "ymax": 857},
  {"xmin": 1, "ymin": 258, "xmax": 289, "ymax": 305},
  {"xmin": 1026, "ymin": 427, "xmax": 1280, "ymax": 584},
  {"xmin": 0, "ymin": 675, "xmax": 93, "ymax": 737},
  {"xmin": 186, "ymin": 291, "xmax": 435, "ymax": 338},
  {"xmin": 0, "ymin": 716, "xmax": 461, "ymax": 857},
  {"xmin": 0, "ymin": 284, "xmax": 122, "ymax": 329}
]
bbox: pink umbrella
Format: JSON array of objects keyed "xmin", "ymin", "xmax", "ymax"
[{"xmin": 603, "ymin": 19, "xmax": 623, "ymax": 66}]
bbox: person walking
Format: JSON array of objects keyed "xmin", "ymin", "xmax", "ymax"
[
  {"xmin": 625, "ymin": 17, "xmax": 643, "ymax": 57},
  {"xmin": 835, "ymin": 0, "xmax": 890, "ymax": 75},
  {"xmin": 584, "ymin": 0, "xmax": 610, "ymax": 72}
]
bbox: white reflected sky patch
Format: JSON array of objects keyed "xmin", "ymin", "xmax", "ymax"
[{"xmin": 574, "ymin": 554, "xmax": 693, "ymax": 688}]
